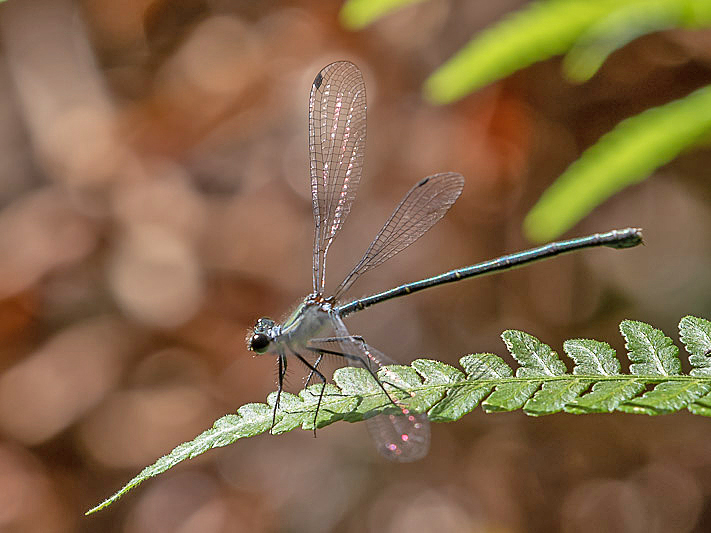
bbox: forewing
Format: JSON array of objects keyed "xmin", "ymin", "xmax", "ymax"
[
  {"xmin": 335, "ymin": 172, "xmax": 464, "ymax": 297},
  {"xmin": 323, "ymin": 316, "xmax": 430, "ymax": 462},
  {"xmin": 309, "ymin": 61, "xmax": 367, "ymax": 293}
]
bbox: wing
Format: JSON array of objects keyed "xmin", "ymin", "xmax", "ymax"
[
  {"xmin": 309, "ymin": 61, "xmax": 367, "ymax": 294},
  {"xmin": 334, "ymin": 172, "xmax": 464, "ymax": 298},
  {"xmin": 312, "ymin": 316, "xmax": 430, "ymax": 462}
]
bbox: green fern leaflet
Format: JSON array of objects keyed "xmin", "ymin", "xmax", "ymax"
[
  {"xmin": 420, "ymin": 0, "xmax": 711, "ymax": 104},
  {"xmin": 523, "ymin": 85, "xmax": 711, "ymax": 242},
  {"xmin": 87, "ymin": 315, "xmax": 711, "ymax": 514},
  {"xmin": 338, "ymin": 0, "xmax": 711, "ymax": 241}
]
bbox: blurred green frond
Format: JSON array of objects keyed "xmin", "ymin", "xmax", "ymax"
[
  {"xmin": 422, "ymin": 0, "xmax": 711, "ymax": 104},
  {"xmin": 88, "ymin": 315, "xmax": 711, "ymax": 514},
  {"xmin": 523, "ymin": 84, "xmax": 711, "ymax": 242},
  {"xmin": 563, "ymin": 1, "xmax": 709, "ymax": 82},
  {"xmin": 339, "ymin": 0, "xmax": 711, "ymax": 240},
  {"xmin": 424, "ymin": 0, "xmax": 615, "ymax": 104},
  {"xmin": 340, "ymin": 0, "xmax": 426, "ymax": 30}
]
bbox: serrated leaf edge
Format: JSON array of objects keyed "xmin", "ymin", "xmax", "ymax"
[{"xmin": 88, "ymin": 315, "xmax": 711, "ymax": 514}]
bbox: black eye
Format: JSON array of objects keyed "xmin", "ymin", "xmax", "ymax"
[{"xmin": 250, "ymin": 333, "xmax": 270, "ymax": 353}]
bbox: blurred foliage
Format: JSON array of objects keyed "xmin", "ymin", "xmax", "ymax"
[
  {"xmin": 561, "ymin": 1, "xmax": 710, "ymax": 82},
  {"xmin": 523, "ymin": 85, "xmax": 711, "ymax": 241},
  {"xmin": 340, "ymin": 0, "xmax": 426, "ymax": 29},
  {"xmin": 345, "ymin": 0, "xmax": 711, "ymax": 240},
  {"xmin": 419, "ymin": 0, "xmax": 711, "ymax": 102},
  {"xmin": 89, "ymin": 315, "xmax": 711, "ymax": 514}
]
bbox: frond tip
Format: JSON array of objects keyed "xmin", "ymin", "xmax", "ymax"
[
  {"xmin": 87, "ymin": 315, "xmax": 711, "ymax": 514},
  {"xmin": 524, "ymin": 84, "xmax": 711, "ymax": 242}
]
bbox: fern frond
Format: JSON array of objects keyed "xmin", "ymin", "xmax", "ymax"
[
  {"xmin": 563, "ymin": 0, "xmax": 711, "ymax": 82},
  {"xmin": 339, "ymin": 0, "xmax": 426, "ymax": 30},
  {"xmin": 423, "ymin": 0, "xmax": 711, "ymax": 104},
  {"xmin": 523, "ymin": 84, "xmax": 711, "ymax": 242},
  {"xmin": 424, "ymin": 0, "xmax": 616, "ymax": 104},
  {"xmin": 87, "ymin": 315, "xmax": 711, "ymax": 514}
]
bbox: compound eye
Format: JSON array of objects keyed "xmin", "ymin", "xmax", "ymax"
[{"xmin": 249, "ymin": 333, "xmax": 270, "ymax": 353}]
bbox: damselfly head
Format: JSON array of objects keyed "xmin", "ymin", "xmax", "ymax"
[{"xmin": 247, "ymin": 317, "xmax": 275, "ymax": 354}]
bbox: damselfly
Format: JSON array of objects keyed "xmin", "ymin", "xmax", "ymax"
[{"xmin": 247, "ymin": 61, "xmax": 642, "ymax": 461}]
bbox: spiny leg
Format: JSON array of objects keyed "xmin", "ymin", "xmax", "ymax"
[
  {"xmin": 290, "ymin": 349, "xmax": 328, "ymax": 436},
  {"xmin": 310, "ymin": 335, "xmax": 415, "ymax": 397},
  {"xmin": 315, "ymin": 335, "xmax": 413, "ymax": 396},
  {"xmin": 312, "ymin": 335, "xmax": 367, "ymax": 346},
  {"xmin": 310, "ymin": 335, "xmax": 373, "ymax": 372},
  {"xmin": 303, "ymin": 335, "xmax": 371, "ymax": 387},
  {"xmin": 304, "ymin": 353, "xmax": 324, "ymax": 388},
  {"xmin": 271, "ymin": 352, "xmax": 287, "ymax": 434},
  {"xmin": 305, "ymin": 345, "xmax": 404, "ymax": 411}
]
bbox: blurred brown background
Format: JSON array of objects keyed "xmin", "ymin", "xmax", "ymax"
[{"xmin": 1, "ymin": 0, "xmax": 711, "ymax": 531}]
